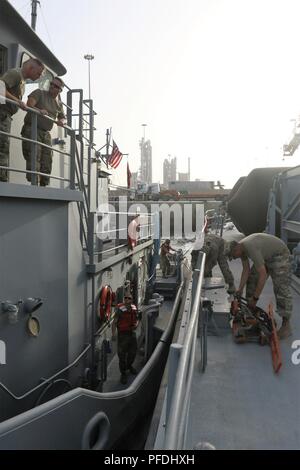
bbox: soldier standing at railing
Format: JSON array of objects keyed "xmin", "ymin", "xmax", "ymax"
[
  {"xmin": 0, "ymin": 58, "xmax": 44, "ymax": 182},
  {"xmin": 21, "ymin": 76, "xmax": 66, "ymax": 186}
]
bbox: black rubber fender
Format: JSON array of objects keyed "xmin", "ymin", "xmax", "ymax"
[{"xmin": 227, "ymin": 167, "xmax": 289, "ymax": 235}]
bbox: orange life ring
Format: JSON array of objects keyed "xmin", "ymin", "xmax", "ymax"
[
  {"xmin": 99, "ymin": 285, "xmax": 113, "ymax": 322},
  {"xmin": 128, "ymin": 217, "xmax": 140, "ymax": 250}
]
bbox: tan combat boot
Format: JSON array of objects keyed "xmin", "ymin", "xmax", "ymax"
[{"xmin": 277, "ymin": 318, "xmax": 292, "ymax": 340}]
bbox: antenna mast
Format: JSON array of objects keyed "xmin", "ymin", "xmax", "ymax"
[{"xmin": 31, "ymin": 0, "xmax": 40, "ymax": 31}]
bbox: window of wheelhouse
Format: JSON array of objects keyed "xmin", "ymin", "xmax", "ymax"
[
  {"xmin": 20, "ymin": 52, "xmax": 54, "ymax": 100},
  {"xmin": 0, "ymin": 45, "xmax": 8, "ymax": 75}
]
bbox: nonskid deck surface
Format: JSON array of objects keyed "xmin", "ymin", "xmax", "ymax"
[{"xmin": 185, "ymin": 233, "xmax": 300, "ymax": 450}]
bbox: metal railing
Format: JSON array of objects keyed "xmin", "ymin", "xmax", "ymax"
[
  {"xmin": 0, "ymin": 344, "xmax": 91, "ymax": 401},
  {"xmin": 266, "ymin": 166, "xmax": 300, "ymax": 245},
  {"xmin": 0, "ymin": 95, "xmax": 76, "ymax": 189},
  {"xmin": 0, "ymin": 93, "xmax": 156, "ymax": 264},
  {"xmin": 0, "ymin": 91, "xmax": 97, "ymax": 256},
  {"xmin": 163, "ymin": 251, "xmax": 206, "ymax": 449},
  {"xmin": 89, "ymin": 210, "xmax": 156, "ymax": 263}
]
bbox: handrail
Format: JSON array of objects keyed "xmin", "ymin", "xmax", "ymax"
[
  {"xmin": 97, "ymin": 210, "xmax": 153, "ymax": 217},
  {"xmin": 0, "ymin": 95, "xmax": 71, "ymax": 132},
  {"xmin": 0, "ymin": 130, "xmax": 71, "ymax": 157},
  {"xmin": 0, "ymin": 344, "xmax": 91, "ymax": 401},
  {"xmin": 0, "ymin": 90, "xmax": 94, "ymax": 257},
  {"xmin": 0, "ymin": 94, "xmax": 77, "ymax": 190},
  {"xmin": 164, "ymin": 251, "xmax": 206, "ymax": 449},
  {"xmin": 0, "ymin": 165, "xmax": 69, "ymax": 182}
]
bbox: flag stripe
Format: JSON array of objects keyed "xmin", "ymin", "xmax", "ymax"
[
  {"xmin": 110, "ymin": 155, "xmax": 121, "ymax": 168},
  {"xmin": 110, "ymin": 152, "xmax": 122, "ymax": 168},
  {"xmin": 108, "ymin": 140, "xmax": 123, "ymax": 169},
  {"xmin": 112, "ymin": 155, "xmax": 122, "ymax": 168}
]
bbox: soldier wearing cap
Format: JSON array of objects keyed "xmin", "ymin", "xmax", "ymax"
[
  {"xmin": 226, "ymin": 233, "xmax": 293, "ymax": 339},
  {"xmin": 21, "ymin": 76, "xmax": 65, "ymax": 186},
  {"xmin": 0, "ymin": 58, "xmax": 44, "ymax": 182}
]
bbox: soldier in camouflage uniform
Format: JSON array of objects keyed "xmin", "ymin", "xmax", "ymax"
[
  {"xmin": 192, "ymin": 233, "xmax": 236, "ymax": 293},
  {"xmin": 226, "ymin": 233, "xmax": 293, "ymax": 339},
  {"xmin": 21, "ymin": 76, "xmax": 65, "ymax": 186},
  {"xmin": 160, "ymin": 239, "xmax": 178, "ymax": 278},
  {"xmin": 0, "ymin": 58, "xmax": 44, "ymax": 181}
]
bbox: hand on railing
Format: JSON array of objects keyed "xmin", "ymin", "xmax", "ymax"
[
  {"xmin": 17, "ymin": 99, "xmax": 27, "ymax": 111},
  {"xmin": 227, "ymin": 285, "xmax": 236, "ymax": 295},
  {"xmin": 0, "ymin": 94, "xmax": 71, "ymax": 131}
]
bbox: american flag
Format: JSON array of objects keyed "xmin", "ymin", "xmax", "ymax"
[{"xmin": 107, "ymin": 140, "xmax": 123, "ymax": 169}]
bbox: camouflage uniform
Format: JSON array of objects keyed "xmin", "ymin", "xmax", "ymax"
[
  {"xmin": 21, "ymin": 125, "xmax": 52, "ymax": 186},
  {"xmin": 246, "ymin": 252, "xmax": 292, "ymax": 320},
  {"xmin": 0, "ymin": 68, "xmax": 25, "ymax": 182},
  {"xmin": 160, "ymin": 242, "xmax": 172, "ymax": 277},
  {"xmin": 21, "ymin": 88, "xmax": 65, "ymax": 186},
  {"xmin": 201, "ymin": 233, "xmax": 235, "ymax": 290},
  {"xmin": 160, "ymin": 254, "xmax": 171, "ymax": 277},
  {"xmin": 0, "ymin": 112, "xmax": 12, "ymax": 181}
]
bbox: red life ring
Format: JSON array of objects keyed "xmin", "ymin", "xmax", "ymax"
[
  {"xmin": 99, "ymin": 285, "xmax": 113, "ymax": 321},
  {"xmin": 128, "ymin": 217, "xmax": 140, "ymax": 250}
]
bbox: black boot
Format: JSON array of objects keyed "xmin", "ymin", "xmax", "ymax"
[{"xmin": 120, "ymin": 373, "xmax": 127, "ymax": 384}]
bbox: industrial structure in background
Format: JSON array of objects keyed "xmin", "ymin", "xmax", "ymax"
[
  {"xmin": 169, "ymin": 180, "xmax": 214, "ymax": 193},
  {"xmin": 177, "ymin": 157, "xmax": 191, "ymax": 182},
  {"xmin": 163, "ymin": 156, "xmax": 177, "ymax": 188},
  {"xmin": 130, "ymin": 131, "xmax": 226, "ymax": 202},
  {"xmin": 140, "ymin": 133, "xmax": 152, "ymax": 184}
]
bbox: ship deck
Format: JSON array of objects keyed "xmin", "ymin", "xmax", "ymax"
[{"xmin": 185, "ymin": 231, "xmax": 300, "ymax": 450}]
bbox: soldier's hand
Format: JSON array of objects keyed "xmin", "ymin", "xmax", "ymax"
[
  {"xmin": 248, "ymin": 297, "xmax": 257, "ymax": 310},
  {"xmin": 18, "ymin": 100, "xmax": 27, "ymax": 111},
  {"xmin": 57, "ymin": 119, "xmax": 65, "ymax": 127},
  {"xmin": 40, "ymin": 109, "xmax": 49, "ymax": 116},
  {"xmin": 235, "ymin": 290, "xmax": 242, "ymax": 300},
  {"xmin": 227, "ymin": 286, "xmax": 236, "ymax": 295}
]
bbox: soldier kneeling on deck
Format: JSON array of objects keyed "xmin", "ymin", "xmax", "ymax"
[
  {"xmin": 226, "ymin": 233, "xmax": 293, "ymax": 339},
  {"xmin": 112, "ymin": 293, "xmax": 139, "ymax": 385},
  {"xmin": 191, "ymin": 233, "xmax": 236, "ymax": 294}
]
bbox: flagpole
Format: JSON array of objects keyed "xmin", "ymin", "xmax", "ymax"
[
  {"xmin": 125, "ymin": 154, "xmax": 130, "ymax": 189},
  {"xmin": 106, "ymin": 128, "xmax": 112, "ymax": 169}
]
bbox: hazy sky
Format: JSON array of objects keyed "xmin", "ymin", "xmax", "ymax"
[{"xmin": 9, "ymin": 0, "xmax": 300, "ymax": 187}]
